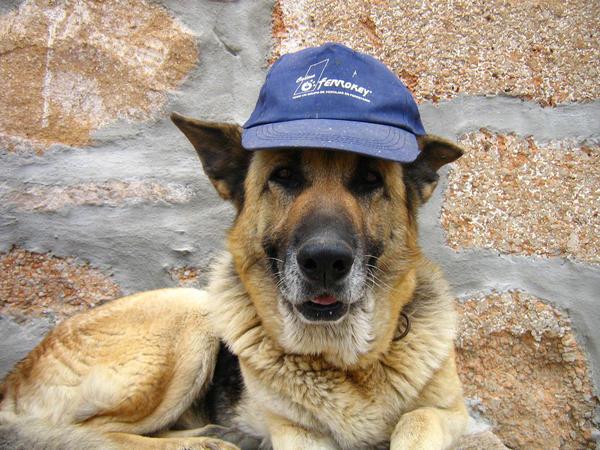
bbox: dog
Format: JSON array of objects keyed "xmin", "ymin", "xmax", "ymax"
[{"xmin": 0, "ymin": 43, "xmax": 468, "ymax": 449}]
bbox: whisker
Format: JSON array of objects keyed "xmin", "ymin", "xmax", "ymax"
[
  {"xmin": 366, "ymin": 259, "xmax": 405, "ymax": 280},
  {"xmin": 366, "ymin": 270, "xmax": 407, "ymax": 295},
  {"xmin": 364, "ymin": 255, "xmax": 393, "ymax": 272},
  {"xmin": 267, "ymin": 256, "xmax": 285, "ymax": 264}
]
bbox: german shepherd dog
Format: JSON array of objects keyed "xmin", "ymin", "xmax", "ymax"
[{"xmin": 0, "ymin": 113, "xmax": 467, "ymax": 449}]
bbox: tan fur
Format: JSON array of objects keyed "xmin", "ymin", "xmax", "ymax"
[
  {"xmin": 207, "ymin": 253, "xmax": 466, "ymax": 449},
  {"xmin": 210, "ymin": 142, "xmax": 468, "ymax": 448},
  {"xmin": 1, "ymin": 114, "xmax": 468, "ymax": 449},
  {"xmin": 0, "ymin": 289, "xmax": 235, "ymax": 449}
]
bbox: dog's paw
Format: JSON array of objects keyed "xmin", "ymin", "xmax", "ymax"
[
  {"xmin": 176, "ymin": 436, "xmax": 240, "ymax": 450},
  {"xmin": 200, "ymin": 439, "xmax": 240, "ymax": 450},
  {"xmin": 190, "ymin": 425, "xmax": 261, "ymax": 450}
]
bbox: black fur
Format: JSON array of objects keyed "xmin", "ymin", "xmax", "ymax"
[
  {"xmin": 204, "ymin": 342, "xmax": 244, "ymax": 427},
  {"xmin": 403, "ymin": 161, "xmax": 439, "ymax": 204},
  {"xmin": 171, "ymin": 114, "xmax": 251, "ymax": 209}
]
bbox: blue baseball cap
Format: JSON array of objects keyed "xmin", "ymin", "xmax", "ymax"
[{"xmin": 242, "ymin": 43, "xmax": 426, "ymax": 162}]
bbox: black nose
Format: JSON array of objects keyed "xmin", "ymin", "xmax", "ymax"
[{"xmin": 297, "ymin": 239, "xmax": 354, "ymax": 286}]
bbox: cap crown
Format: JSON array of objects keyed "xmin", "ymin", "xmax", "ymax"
[{"xmin": 244, "ymin": 43, "xmax": 425, "ymax": 136}]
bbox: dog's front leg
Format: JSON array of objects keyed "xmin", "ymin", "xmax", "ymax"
[
  {"xmin": 266, "ymin": 413, "xmax": 338, "ymax": 450},
  {"xmin": 390, "ymin": 350, "xmax": 468, "ymax": 450},
  {"xmin": 158, "ymin": 424, "xmax": 261, "ymax": 450},
  {"xmin": 390, "ymin": 402, "xmax": 467, "ymax": 450}
]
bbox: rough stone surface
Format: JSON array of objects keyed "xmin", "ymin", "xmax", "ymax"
[
  {"xmin": 454, "ymin": 431, "xmax": 508, "ymax": 450},
  {"xmin": 456, "ymin": 290, "xmax": 598, "ymax": 449},
  {"xmin": 168, "ymin": 265, "xmax": 207, "ymax": 289},
  {"xmin": 2, "ymin": 180, "xmax": 196, "ymax": 211},
  {"xmin": 273, "ymin": 0, "xmax": 600, "ymax": 105},
  {"xmin": 0, "ymin": 248, "xmax": 121, "ymax": 322},
  {"xmin": 442, "ymin": 131, "xmax": 600, "ymax": 264},
  {"xmin": 0, "ymin": 0, "xmax": 273, "ymax": 296},
  {"xmin": 0, "ymin": 1, "xmax": 599, "ymax": 447},
  {"xmin": 0, "ymin": 316, "xmax": 53, "ymax": 379},
  {"xmin": 0, "ymin": 0, "xmax": 198, "ymax": 150}
]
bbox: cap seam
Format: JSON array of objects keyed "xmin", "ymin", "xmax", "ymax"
[
  {"xmin": 253, "ymin": 127, "xmax": 407, "ymax": 150},
  {"xmin": 245, "ymin": 117, "xmax": 423, "ymax": 136}
]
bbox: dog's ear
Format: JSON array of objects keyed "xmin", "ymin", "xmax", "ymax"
[
  {"xmin": 171, "ymin": 112, "xmax": 251, "ymax": 208},
  {"xmin": 404, "ymin": 135, "xmax": 464, "ymax": 204}
]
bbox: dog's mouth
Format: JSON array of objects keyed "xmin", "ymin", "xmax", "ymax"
[{"xmin": 295, "ymin": 294, "xmax": 349, "ymax": 322}]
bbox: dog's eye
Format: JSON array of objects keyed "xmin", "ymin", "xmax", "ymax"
[
  {"xmin": 274, "ymin": 168, "xmax": 292, "ymax": 180},
  {"xmin": 363, "ymin": 170, "xmax": 381, "ymax": 185},
  {"xmin": 351, "ymin": 169, "xmax": 383, "ymax": 194},
  {"xmin": 269, "ymin": 167, "xmax": 302, "ymax": 189}
]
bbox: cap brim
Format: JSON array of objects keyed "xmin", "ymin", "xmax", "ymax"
[{"xmin": 242, "ymin": 119, "xmax": 420, "ymax": 163}]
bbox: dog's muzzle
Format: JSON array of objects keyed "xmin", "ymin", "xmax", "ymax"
[
  {"xmin": 280, "ymin": 211, "xmax": 362, "ymax": 323},
  {"xmin": 292, "ymin": 237, "xmax": 352, "ymax": 321}
]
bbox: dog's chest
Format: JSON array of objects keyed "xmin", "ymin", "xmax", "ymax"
[{"xmin": 237, "ymin": 359, "xmax": 407, "ymax": 449}]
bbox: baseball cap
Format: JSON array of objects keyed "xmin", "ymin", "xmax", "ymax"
[{"xmin": 242, "ymin": 43, "xmax": 426, "ymax": 162}]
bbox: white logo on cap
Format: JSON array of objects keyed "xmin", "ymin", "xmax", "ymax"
[{"xmin": 292, "ymin": 58, "xmax": 372, "ymax": 102}]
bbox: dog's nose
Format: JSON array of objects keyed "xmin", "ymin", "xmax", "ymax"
[{"xmin": 297, "ymin": 239, "xmax": 354, "ymax": 286}]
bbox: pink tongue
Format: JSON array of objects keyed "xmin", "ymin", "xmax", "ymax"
[{"xmin": 312, "ymin": 295, "xmax": 337, "ymax": 305}]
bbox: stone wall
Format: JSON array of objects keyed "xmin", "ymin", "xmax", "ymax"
[{"xmin": 0, "ymin": 0, "xmax": 598, "ymax": 448}]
